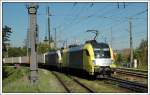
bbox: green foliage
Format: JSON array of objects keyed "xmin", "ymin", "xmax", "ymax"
[
  {"xmin": 139, "ymin": 39, "xmax": 147, "ymax": 50},
  {"xmin": 115, "ymin": 39, "xmax": 148, "ymax": 69},
  {"xmin": 8, "ymin": 47, "xmax": 27, "ymax": 57},
  {"xmin": 115, "ymin": 53, "xmax": 127, "ymax": 66},
  {"xmin": 2, "ymin": 25, "xmax": 12, "ymax": 57},
  {"xmin": 37, "ymin": 42, "xmax": 56, "ymax": 54},
  {"xmin": 2, "ymin": 25, "xmax": 12, "ymax": 43},
  {"xmin": 37, "ymin": 43, "xmax": 49, "ymax": 54},
  {"xmin": 115, "ymin": 53, "xmax": 123, "ymax": 63},
  {"xmin": 134, "ymin": 39, "xmax": 148, "ymax": 70},
  {"xmin": 7, "ymin": 42, "xmax": 56, "ymax": 57},
  {"xmin": 115, "ymin": 53, "xmax": 128, "ymax": 66}
]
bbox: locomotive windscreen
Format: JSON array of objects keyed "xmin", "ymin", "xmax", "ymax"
[
  {"xmin": 85, "ymin": 40, "xmax": 111, "ymax": 58},
  {"xmin": 93, "ymin": 42, "xmax": 110, "ymax": 58},
  {"xmin": 94, "ymin": 48, "xmax": 110, "ymax": 58}
]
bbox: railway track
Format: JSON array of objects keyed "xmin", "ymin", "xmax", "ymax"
[
  {"xmin": 115, "ymin": 67, "xmax": 148, "ymax": 73},
  {"xmin": 4, "ymin": 65, "xmax": 148, "ymax": 93},
  {"xmin": 113, "ymin": 67, "xmax": 148, "ymax": 78},
  {"xmin": 106, "ymin": 76, "xmax": 148, "ymax": 93},
  {"xmin": 67, "ymin": 75, "xmax": 96, "ymax": 93},
  {"xmin": 51, "ymin": 71, "xmax": 96, "ymax": 93},
  {"xmin": 51, "ymin": 71, "xmax": 71, "ymax": 93}
]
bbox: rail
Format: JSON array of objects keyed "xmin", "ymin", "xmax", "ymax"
[
  {"xmin": 68, "ymin": 75, "xmax": 96, "ymax": 93},
  {"xmin": 51, "ymin": 71, "xmax": 71, "ymax": 93},
  {"xmin": 112, "ymin": 67, "xmax": 148, "ymax": 78},
  {"xmin": 107, "ymin": 76, "xmax": 148, "ymax": 93},
  {"xmin": 113, "ymin": 67, "xmax": 148, "ymax": 73}
]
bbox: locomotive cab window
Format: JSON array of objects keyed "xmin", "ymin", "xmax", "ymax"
[{"xmin": 94, "ymin": 48, "xmax": 110, "ymax": 58}]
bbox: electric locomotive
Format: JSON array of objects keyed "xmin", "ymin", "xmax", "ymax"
[
  {"xmin": 86, "ymin": 40, "xmax": 113, "ymax": 77},
  {"xmin": 63, "ymin": 40, "xmax": 113, "ymax": 77},
  {"xmin": 45, "ymin": 50, "xmax": 62, "ymax": 69}
]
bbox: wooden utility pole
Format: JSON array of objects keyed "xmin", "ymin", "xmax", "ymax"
[
  {"xmin": 110, "ymin": 27, "xmax": 113, "ymax": 48},
  {"xmin": 27, "ymin": 3, "xmax": 38, "ymax": 84},
  {"xmin": 129, "ymin": 17, "xmax": 133, "ymax": 68},
  {"xmin": 47, "ymin": 6, "xmax": 51, "ymax": 47},
  {"xmin": 27, "ymin": 29, "xmax": 30, "ymax": 56},
  {"xmin": 54, "ymin": 28, "xmax": 57, "ymax": 48}
]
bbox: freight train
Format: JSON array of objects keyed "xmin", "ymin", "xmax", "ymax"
[{"xmin": 3, "ymin": 40, "xmax": 115, "ymax": 77}]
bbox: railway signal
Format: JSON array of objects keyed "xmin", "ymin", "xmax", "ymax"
[{"xmin": 27, "ymin": 3, "xmax": 39, "ymax": 84}]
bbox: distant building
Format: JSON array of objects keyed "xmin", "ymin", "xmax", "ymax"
[
  {"xmin": 114, "ymin": 48, "xmax": 130, "ymax": 59},
  {"xmin": 122, "ymin": 48, "xmax": 130, "ymax": 59}
]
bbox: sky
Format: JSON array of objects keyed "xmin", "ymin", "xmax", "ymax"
[{"xmin": 2, "ymin": 2, "xmax": 148, "ymax": 50}]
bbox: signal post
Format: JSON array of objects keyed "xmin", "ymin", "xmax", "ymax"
[{"xmin": 27, "ymin": 3, "xmax": 38, "ymax": 84}]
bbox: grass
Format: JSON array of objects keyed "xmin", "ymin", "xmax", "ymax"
[
  {"xmin": 2, "ymin": 66, "xmax": 29, "ymax": 87},
  {"xmin": 53, "ymin": 72, "xmax": 89, "ymax": 93},
  {"xmin": 2, "ymin": 66, "xmax": 136, "ymax": 93},
  {"xmin": 2, "ymin": 66, "xmax": 66, "ymax": 93},
  {"xmin": 37, "ymin": 69, "xmax": 66, "ymax": 92}
]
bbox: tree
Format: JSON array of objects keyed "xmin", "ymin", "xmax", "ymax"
[
  {"xmin": 37, "ymin": 42, "xmax": 49, "ymax": 54},
  {"xmin": 115, "ymin": 53, "xmax": 123, "ymax": 63},
  {"xmin": 2, "ymin": 25, "xmax": 12, "ymax": 57},
  {"xmin": 8, "ymin": 47, "xmax": 27, "ymax": 57},
  {"xmin": 115, "ymin": 52, "xmax": 129, "ymax": 67},
  {"xmin": 134, "ymin": 39, "xmax": 148, "ymax": 70}
]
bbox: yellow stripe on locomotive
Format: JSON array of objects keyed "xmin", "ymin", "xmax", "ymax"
[{"xmin": 83, "ymin": 43, "xmax": 95, "ymax": 75}]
